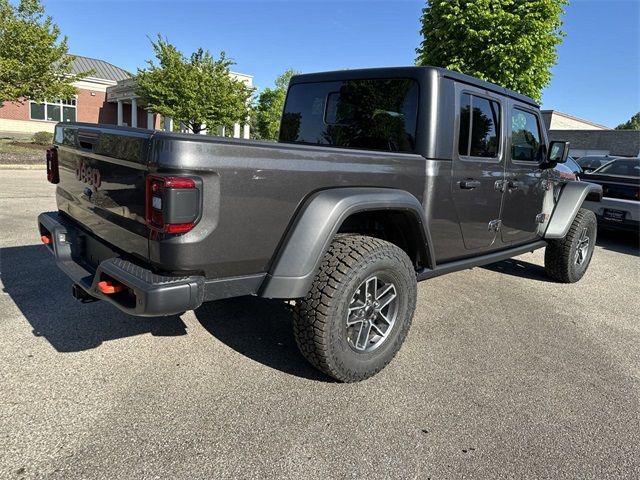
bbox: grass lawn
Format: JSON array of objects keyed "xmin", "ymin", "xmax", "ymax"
[
  {"xmin": 0, "ymin": 138, "xmax": 49, "ymax": 154},
  {"xmin": 0, "ymin": 138, "xmax": 48, "ymax": 165}
]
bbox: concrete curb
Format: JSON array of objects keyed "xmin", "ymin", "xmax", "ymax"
[{"xmin": 0, "ymin": 164, "xmax": 46, "ymax": 170}]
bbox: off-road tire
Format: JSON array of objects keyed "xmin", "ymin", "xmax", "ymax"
[
  {"xmin": 545, "ymin": 208, "xmax": 597, "ymax": 283},
  {"xmin": 293, "ymin": 235, "xmax": 417, "ymax": 382}
]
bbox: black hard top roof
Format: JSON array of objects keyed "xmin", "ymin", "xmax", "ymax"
[{"xmin": 289, "ymin": 66, "xmax": 538, "ymax": 107}]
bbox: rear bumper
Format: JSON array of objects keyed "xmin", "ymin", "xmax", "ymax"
[
  {"xmin": 583, "ymin": 198, "xmax": 640, "ymax": 231},
  {"xmin": 38, "ymin": 212, "xmax": 205, "ymax": 316}
]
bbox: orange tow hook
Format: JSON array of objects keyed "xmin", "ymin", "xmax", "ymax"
[
  {"xmin": 97, "ymin": 280, "xmax": 125, "ymax": 295},
  {"xmin": 40, "ymin": 234, "xmax": 52, "ymax": 245}
]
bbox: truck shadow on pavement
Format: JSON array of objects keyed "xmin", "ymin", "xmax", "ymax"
[
  {"xmin": 2, "ymin": 244, "xmax": 330, "ymax": 380},
  {"xmin": 482, "ymin": 229, "xmax": 639, "ymax": 281},
  {"xmin": 194, "ymin": 297, "xmax": 331, "ymax": 381},
  {"xmin": 1, "ymin": 245, "xmax": 187, "ymax": 352},
  {"xmin": 596, "ymin": 228, "xmax": 640, "ymax": 257}
]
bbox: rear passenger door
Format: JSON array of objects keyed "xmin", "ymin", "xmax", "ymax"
[
  {"xmin": 451, "ymin": 87, "xmax": 505, "ymax": 250},
  {"xmin": 500, "ymin": 104, "xmax": 548, "ymax": 244}
]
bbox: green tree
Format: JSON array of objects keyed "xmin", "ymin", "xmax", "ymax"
[
  {"xmin": 254, "ymin": 69, "xmax": 298, "ymax": 140},
  {"xmin": 416, "ymin": 0, "xmax": 567, "ymax": 101},
  {"xmin": 615, "ymin": 112, "xmax": 640, "ymax": 130},
  {"xmin": 136, "ymin": 36, "xmax": 254, "ymax": 134},
  {"xmin": 0, "ymin": 0, "xmax": 88, "ymax": 103}
]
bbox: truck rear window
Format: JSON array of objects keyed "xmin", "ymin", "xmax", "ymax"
[{"xmin": 280, "ymin": 78, "xmax": 419, "ymax": 153}]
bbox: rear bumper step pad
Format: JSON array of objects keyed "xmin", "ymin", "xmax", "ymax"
[{"xmin": 38, "ymin": 212, "xmax": 204, "ymax": 316}]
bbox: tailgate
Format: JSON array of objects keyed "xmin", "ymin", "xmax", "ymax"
[{"xmin": 53, "ymin": 123, "xmax": 152, "ymax": 261}]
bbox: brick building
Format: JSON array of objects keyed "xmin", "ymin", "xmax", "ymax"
[
  {"xmin": 543, "ymin": 110, "xmax": 640, "ymax": 158},
  {"xmin": 0, "ymin": 55, "xmax": 252, "ymax": 138},
  {"xmin": 0, "ymin": 56, "xmax": 148, "ymax": 136}
]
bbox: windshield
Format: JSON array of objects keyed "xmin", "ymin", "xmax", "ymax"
[
  {"xmin": 593, "ymin": 159, "xmax": 640, "ymax": 177},
  {"xmin": 565, "ymin": 157, "xmax": 582, "ymax": 173},
  {"xmin": 578, "ymin": 156, "xmax": 617, "ymax": 169}
]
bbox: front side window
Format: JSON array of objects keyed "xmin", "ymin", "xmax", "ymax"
[
  {"xmin": 511, "ymin": 108, "xmax": 542, "ymax": 162},
  {"xmin": 280, "ymin": 78, "xmax": 419, "ymax": 153},
  {"xmin": 458, "ymin": 93, "xmax": 500, "ymax": 158},
  {"xmin": 30, "ymin": 98, "xmax": 76, "ymax": 122}
]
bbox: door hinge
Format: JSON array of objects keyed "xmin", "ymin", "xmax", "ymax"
[
  {"xmin": 536, "ymin": 213, "xmax": 547, "ymax": 224},
  {"xmin": 488, "ymin": 219, "xmax": 502, "ymax": 232}
]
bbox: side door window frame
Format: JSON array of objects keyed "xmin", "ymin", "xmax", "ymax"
[{"xmin": 454, "ymin": 86, "xmax": 505, "ymax": 165}]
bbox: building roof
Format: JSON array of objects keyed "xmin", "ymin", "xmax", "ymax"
[
  {"xmin": 541, "ymin": 110, "xmax": 610, "ymax": 130},
  {"xmin": 71, "ymin": 55, "xmax": 131, "ymax": 82}
]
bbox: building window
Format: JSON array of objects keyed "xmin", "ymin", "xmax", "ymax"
[{"xmin": 29, "ymin": 98, "xmax": 77, "ymax": 122}]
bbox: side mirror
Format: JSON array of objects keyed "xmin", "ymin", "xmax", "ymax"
[{"xmin": 548, "ymin": 141, "xmax": 570, "ymax": 164}]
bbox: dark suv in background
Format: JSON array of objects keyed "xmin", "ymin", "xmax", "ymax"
[
  {"xmin": 583, "ymin": 158, "xmax": 640, "ymax": 231},
  {"xmin": 578, "ymin": 155, "xmax": 620, "ymax": 173}
]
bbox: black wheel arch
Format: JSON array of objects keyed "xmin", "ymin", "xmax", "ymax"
[
  {"xmin": 259, "ymin": 188, "xmax": 434, "ymax": 299},
  {"xmin": 545, "ymin": 181, "xmax": 602, "ymax": 239}
]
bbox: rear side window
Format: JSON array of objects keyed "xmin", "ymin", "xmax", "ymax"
[
  {"xmin": 458, "ymin": 93, "xmax": 500, "ymax": 158},
  {"xmin": 511, "ymin": 108, "xmax": 543, "ymax": 162},
  {"xmin": 280, "ymin": 78, "xmax": 419, "ymax": 153}
]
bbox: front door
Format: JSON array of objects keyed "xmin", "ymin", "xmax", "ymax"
[
  {"xmin": 500, "ymin": 105, "xmax": 548, "ymax": 244},
  {"xmin": 452, "ymin": 88, "xmax": 505, "ymax": 250}
]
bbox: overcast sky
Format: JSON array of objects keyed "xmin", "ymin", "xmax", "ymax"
[{"xmin": 43, "ymin": 0, "xmax": 639, "ymax": 128}]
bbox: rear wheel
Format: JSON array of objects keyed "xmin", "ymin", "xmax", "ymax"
[
  {"xmin": 293, "ymin": 235, "xmax": 417, "ymax": 382},
  {"xmin": 545, "ymin": 208, "xmax": 597, "ymax": 283}
]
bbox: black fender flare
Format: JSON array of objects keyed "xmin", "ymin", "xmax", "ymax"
[
  {"xmin": 544, "ymin": 181, "xmax": 602, "ymax": 239},
  {"xmin": 260, "ymin": 188, "xmax": 433, "ymax": 299}
]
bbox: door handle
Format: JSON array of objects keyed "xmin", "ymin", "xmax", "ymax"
[
  {"xmin": 459, "ymin": 179, "xmax": 481, "ymax": 190},
  {"xmin": 508, "ymin": 180, "xmax": 523, "ymax": 191}
]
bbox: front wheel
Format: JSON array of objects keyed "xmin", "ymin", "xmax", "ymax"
[
  {"xmin": 545, "ymin": 208, "xmax": 597, "ymax": 283},
  {"xmin": 293, "ymin": 235, "xmax": 417, "ymax": 382}
]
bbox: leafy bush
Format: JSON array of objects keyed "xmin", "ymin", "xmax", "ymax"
[{"xmin": 32, "ymin": 131, "xmax": 53, "ymax": 145}]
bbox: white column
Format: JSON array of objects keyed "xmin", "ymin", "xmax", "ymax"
[
  {"xmin": 243, "ymin": 124, "xmax": 250, "ymax": 139},
  {"xmin": 164, "ymin": 116, "xmax": 173, "ymax": 132},
  {"xmin": 130, "ymin": 98, "xmax": 138, "ymax": 128},
  {"xmin": 117, "ymin": 100, "xmax": 123, "ymax": 126},
  {"xmin": 147, "ymin": 112, "xmax": 154, "ymax": 130},
  {"xmin": 218, "ymin": 125, "xmax": 225, "ymax": 136},
  {"xmin": 233, "ymin": 123, "xmax": 241, "ymax": 138}
]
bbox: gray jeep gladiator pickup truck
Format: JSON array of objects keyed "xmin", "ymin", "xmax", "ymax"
[{"xmin": 38, "ymin": 66, "xmax": 602, "ymax": 382}]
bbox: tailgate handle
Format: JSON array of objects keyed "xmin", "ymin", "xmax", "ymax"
[
  {"xmin": 77, "ymin": 130, "xmax": 99, "ymax": 151},
  {"xmin": 459, "ymin": 179, "xmax": 480, "ymax": 189}
]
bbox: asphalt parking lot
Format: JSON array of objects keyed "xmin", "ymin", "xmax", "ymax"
[{"xmin": 1, "ymin": 170, "xmax": 639, "ymax": 479}]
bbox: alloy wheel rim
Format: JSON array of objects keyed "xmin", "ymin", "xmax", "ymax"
[
  {"xmin": 575, "ymin": 227, "xmax": 590, "ymax": 265},
  {"xmin": 346, "ymin": 276, "xmax": 398, "ymax": 352}
]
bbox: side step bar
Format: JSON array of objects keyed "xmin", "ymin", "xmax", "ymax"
[{"xmin": 417, "ymin": 240, "xmax": 547, "ymax": 281}]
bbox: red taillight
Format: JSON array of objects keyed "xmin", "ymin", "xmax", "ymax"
[
  {"xmin": 46, "ymin": 148, "xmax": 59, "ymax": 184},
  {"xmin": 145, "ymin": 175, "xmax": 199, "ymax": 234}
]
